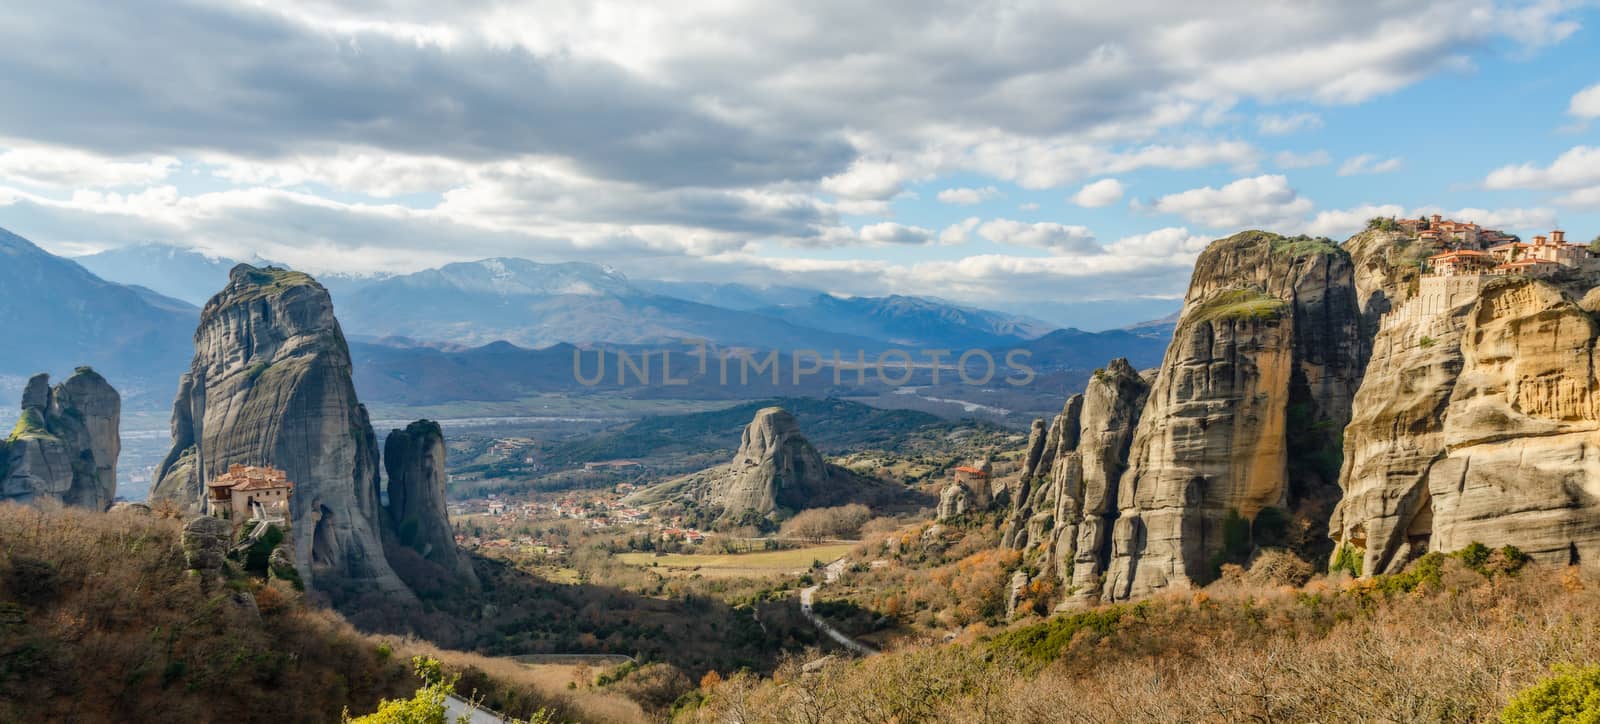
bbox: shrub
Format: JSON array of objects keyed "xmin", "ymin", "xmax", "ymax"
[
  {"xmin": 1330, "ymin": 544, "xmax": 1364, "ymax": 577},
  {"xmin": 987, "ymin": 605, "xmax": 1135, "ymax": 670},
  {"xmin": 3, "ymin": 556, "xmax": 61, "ymax": 605},
  {"xmin": 1502, "ymin": 664, "xmax": 1600, "ymax": 723}
]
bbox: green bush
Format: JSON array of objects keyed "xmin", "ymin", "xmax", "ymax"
[
  {"xmin": 988, "ymin": 604, "xmax": 1138, "ymax": 670},
  {"xmin": 1330, "ymin": 544, "xmax": 1364, "ymax": 577},
  {"xmin": 1502, "ymin": 664, "xmax": 1600, "ymax": 723}
]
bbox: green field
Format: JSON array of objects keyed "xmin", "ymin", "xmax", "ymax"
[{"xmin": 615, "ymin": 544, "xmax": 855, "ymax": 578}]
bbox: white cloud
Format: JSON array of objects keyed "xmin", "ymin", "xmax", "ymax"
[
  {"xmin": 0, "ymin": 143, "xmax": 177, "ymax": 189},
  {"xmin": 939, "ymin": 217, "xmax": 981, "ymax": 244},
  {"xmin": 857, "ymin": 221, "xmax": 935, "ymax": 245},
  {"xmin": 1273, "ymin": 150, "xmax": 1331, "ymax": 169},
  {"xmin": 1484, "ymin": 146, "xmax": 1600, "ymax": 189},
  {"xmin": 1104, "ymin": 227, "xmax": 1211, "ymax": 256},
  {"xmin": 1018, "ymin": 202, "xmax": 1040, "ymax": 211},
  {"xmin": 976, "ymin": 219, "xmax": 1097, "ymax": 254},
  {"xmin": 1304, "ymin": 204, "xmax": 1407, "ymax": 238},
  {"xmin": 1555, "ymin": 186, "xmax": 1600, "ymax": 209},
  {"xmin": 820, "ymin": 159, "xmax": 921, "ymax": 200},
  {"xmin": 1257, "ymin": 113, "xmax": 1323, "ymax": 135},
  {"xmin": 1572, "ymin": 83, "xmax": 1600, "ymax": 119},
  {"xmin": 204, "ymin": 149, "xmax": 473, "ymax": 198},
  {"xmin": 1408, "ymin": 205, "xmax": 1558, "ymax": 233},
  {"xmin": 1142, "ymin": 174, "xmax": 1313, "ymax": 229},
  {"xmin": 1337, "ymin": 154, "xmax": 1403, "ymax": 176},
  {"xmin": 936, "ymin": 186, "xmax": 1000, "ymax": 205},
  {"xmin": 1072, "ymin": 178, "xmax": 1126, "ymax": 208}
]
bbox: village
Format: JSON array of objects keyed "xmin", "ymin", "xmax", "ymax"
[
  {"xmin": 1381, "ymin": 215, "xmax": 1599, "ymax": 324},
  {"xmin": 448, "ymin": 478, "xmax": 712, "ymax": 561}
]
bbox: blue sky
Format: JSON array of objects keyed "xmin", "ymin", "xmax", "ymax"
[{"xmin": 0, "ymin": 1, "xmax": 1597, "ymax": 328}]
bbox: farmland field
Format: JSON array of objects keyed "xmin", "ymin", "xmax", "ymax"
[{"xmin": 614, "ymin": 543, "xmax": 856, "ymax": 578}]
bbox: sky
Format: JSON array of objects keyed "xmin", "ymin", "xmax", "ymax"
[{"xmin": 1, "ymin": 0, "xmax": 1599, "ymax": 325}]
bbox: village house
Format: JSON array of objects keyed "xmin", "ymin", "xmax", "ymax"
[{"xmin": 206, "ymin": 464, "xmax": 294, "ymax": 522}]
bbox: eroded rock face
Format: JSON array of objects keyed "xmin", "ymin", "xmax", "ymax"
[
  {"xmin": 936, "ymin": 483, "xmax": 973, "ymax": 521},
  {"xmin": 151, "ymin": 264, "xmax": 408, "ymax": 598},
  {"xmin": 1, "ymin": 368, "xmax": 120, "ymax": 509},
  {"xmin": 629, "ymin": 406, "xmax": 898, "ymax": 517},
  {"xmin": 1102, "ymin": 232, "xmax": 1363, "ymax": 601},
  {"xmin": 1004, "ymin": 359, "xmax": 1148, "ymax": 605},
  {"xmin": 383, "ymin": 420, "xmax": 477, "ymax": 588},
  {"xmin": 713, "ymin": 407, "xmax": 831, "ymax": 514},
  {"xmin": 1332, "ymin": 275, "xmax": 1600, "ymax": 572}
]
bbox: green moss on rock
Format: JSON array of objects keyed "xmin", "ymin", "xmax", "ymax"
[
  {"xmin": 8, "ymin": 408, "xmax": 53, "ymax": 443},
  {"xmin": 1191, "ymin": 288, "xmax": 1289, "ymax": 324}
]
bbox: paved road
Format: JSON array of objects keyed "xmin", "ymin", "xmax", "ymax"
[
  {"xmin": 799, "ymin": 558, "xmax": 878, "ymax": 656},
  {"xmin": 444, "ymin": 694, "xmax": 510, "ymax": 723}
]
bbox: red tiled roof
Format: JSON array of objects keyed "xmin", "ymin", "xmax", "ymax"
[{"xmin": 953, "ymin": 466, "xmax": 990, "ymax": 476}]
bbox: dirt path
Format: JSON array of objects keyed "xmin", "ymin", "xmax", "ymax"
[{"xmin": 799, "ymin": 558, "xmax": 878, "ymax": 656}]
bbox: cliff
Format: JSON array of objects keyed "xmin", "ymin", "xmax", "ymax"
[
  {"xmin": 0, "ymin": 369, "xmax": 120, "ymax": 509},
  {"xmin": 1331, "ymin": 274, "xmax": 1600, "ymax": 573},
  {"xmin": 1101, "ymin": 232, "xmax": 1363, "ymax": 601},
  {"xmin": 150, "ymin": 264, "xmax": 409, "ymax": 597},
  {"xmin": 1004, "ymin": 358, "xmax": 1149, "ymax": 606},
  {"xmin": 383, "ymin": 420, "xmax": 478, "ymax": 588}
]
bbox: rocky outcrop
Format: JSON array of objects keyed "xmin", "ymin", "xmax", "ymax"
[
  {"xmin": 1, "ymin": 368, "xmax": 120, "ymax": 509},
  {"xmin": 182, "ymin": 515, "xmax": 232, "ymax": 589},
  {"xmin": 1102, "ymin": 232, "xmax": 1363, "ymax": 601},
  {"xmin": 1331, "ymin": 275, "xmax": 1600, "ymax": 573},
  {"xmin": 383, "ymin": 420, "xmax": 477, "ymax": 588},
  {"xmin": 1004, "ymin": 359, "xmax": 1149, "ymax": 605},
  {"xmin": 151, "ymin": 265, "xmax": 408, "ymax": 598},
  {"xmin": 628, "ymin": 406, "xmax": 899, "ymax": 517},
  {"xmin": 936, "ymin": 483, "xmax": 973, "ymax": 521}
]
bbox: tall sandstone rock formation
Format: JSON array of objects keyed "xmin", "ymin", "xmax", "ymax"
[
  {"xmin": 1100, "ymin": 232, "xmax": 1363, "ymax": 601},
  {"xmin": 628, "ymin": 406, "xmax": 895, "ymax": 516},
  {"xmin": 383, "ymin": 420, "xmax": 478, "ymax": 588},
  {"xmin": 0, "ymin": 369, "xmax": 120, "ymax": 509},
  {"xmin": 1331, "ymin": 262, "xmax": 1600, "ymax": 573},
  {"xmin": 1005, "ymin": 358, "xmax": 1149, "ymax": 606},
  {"xmin": 151, "ymin": 265, "xmax": 409, "ymax": 597}
]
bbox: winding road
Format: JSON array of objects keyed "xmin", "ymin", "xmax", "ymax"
[{"xmin": 799, "ymin": 558, "xmax": 878, "ymax": 656}]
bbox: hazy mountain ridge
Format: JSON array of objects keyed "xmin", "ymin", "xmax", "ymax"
[{"xmin": 0, "ymin": 230, "xmax": 196, "ymax": 402}]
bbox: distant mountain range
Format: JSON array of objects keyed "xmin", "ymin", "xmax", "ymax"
[
  {"xmin": 76, "ymin": 247, "xmax": 1060, "ymax": 351},
  {"xmin": 0, "ymin": 230, "xmax": 196, "ymax": 406},
  {"xmin": 0, "ymin": 233, "xmax": 1174, "ymax": 415}
]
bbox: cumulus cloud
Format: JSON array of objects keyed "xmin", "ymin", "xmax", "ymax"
[
  {"xmin": 1484, "ymin": 146, "xmax": 1600, "ymax": 190},
  {"xmin": 0, "ymin": 143, "xmax": 177, "ymax": 189},
  {"xmin": 820, "ymin": 159, "xmax": 922, "ymax": 200},
  {"xmin": 939, "ymin": 217, "xmax": 981, "ymax": 244},
  {"xmin": 857, "ymin": 221, "xmax": 936, "ymax": 245},
  {"xmin": 1337, "ymin": 154, "xmax": 1403, "ymax": 176},
  {"xmin": 936, "ymin": 186, "xmax": 1000, "ymax": 205},
  {"xmin": 976, "ymin": 219, "xmax": 1097, "ymax": 254},
  {"xmin": 1072, "ymin": 178, "xmax": 1126, "ymax": 208},
  {"xmin": 1572, "ymin": 83, "xmax": 1600, "ymax": 119},
  {"xmin": 1273, "ymin": 150, "xmax": 1331, "ymax": 169},
  {"xmin": 1257, "ymin": 113, "xmax": 1323, "ymax": 135},
  {"xmin": 1304, "ymin": 204, "xmax": 1407, "ymax": 238},
  {"xmin": 1141, "ymin": 174, "xmax": 1313, "ymax": 229},
  {"xmin": 0, "ymin": 0, "xmax": 1588, "ymax": 307},
  {"xmin": 1555, "ymin": 186, "xmax": 1600, "ymax": 209}
]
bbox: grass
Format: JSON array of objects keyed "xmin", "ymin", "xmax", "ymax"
[
  {"xmin": 686, "ymin": 558, "xmax": 1600, "ymax": 723},
  {"xmin": 7, "ymin": 407, "xmax": 52, "ymax": 442},
  {"xmin": 1270, "ymin": 234, "xmax": 1344, "ymax": 259},
  {"xmin": 1190, "ymin": 288, "xmax": 1289, "ymax": 324},
  {"xmin": 614, "ymin": 544, "xmax": 855, "ymax": 579},
  {"xmin": 227, "ymin": 266, "xmax": 321, "ymax": 303}
]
